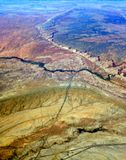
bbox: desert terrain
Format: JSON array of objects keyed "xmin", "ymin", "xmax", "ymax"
[{"xmin": 0, "ymin": 1, "xmax": 126, "ymax": 160}]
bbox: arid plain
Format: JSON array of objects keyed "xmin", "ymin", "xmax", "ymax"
[{"xmin": 0, "ymin": 1, "xmax": 126, "ymax": 160}]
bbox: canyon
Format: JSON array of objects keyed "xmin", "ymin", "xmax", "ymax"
[{"xmin": 0, "ymin": 1, "xmax": 126, "ymax": 160}]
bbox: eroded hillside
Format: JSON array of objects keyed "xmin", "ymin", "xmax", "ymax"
[{"xmin": 0, "ymin": 56, "xmax": 126, "ymax": 160}]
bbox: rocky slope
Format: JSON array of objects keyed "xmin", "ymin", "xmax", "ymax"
[
  {"xmin": 0, "ymin": 56, "xmax": 126, "ymax": 160},
  {"xmin": 0, "ymin": 87, "xmax": 126, "ymax": 160}
]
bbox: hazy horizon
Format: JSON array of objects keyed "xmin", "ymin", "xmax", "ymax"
[{"xmin": 0, "ymin": 0, "xmax": 126, "ymax": 14}]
